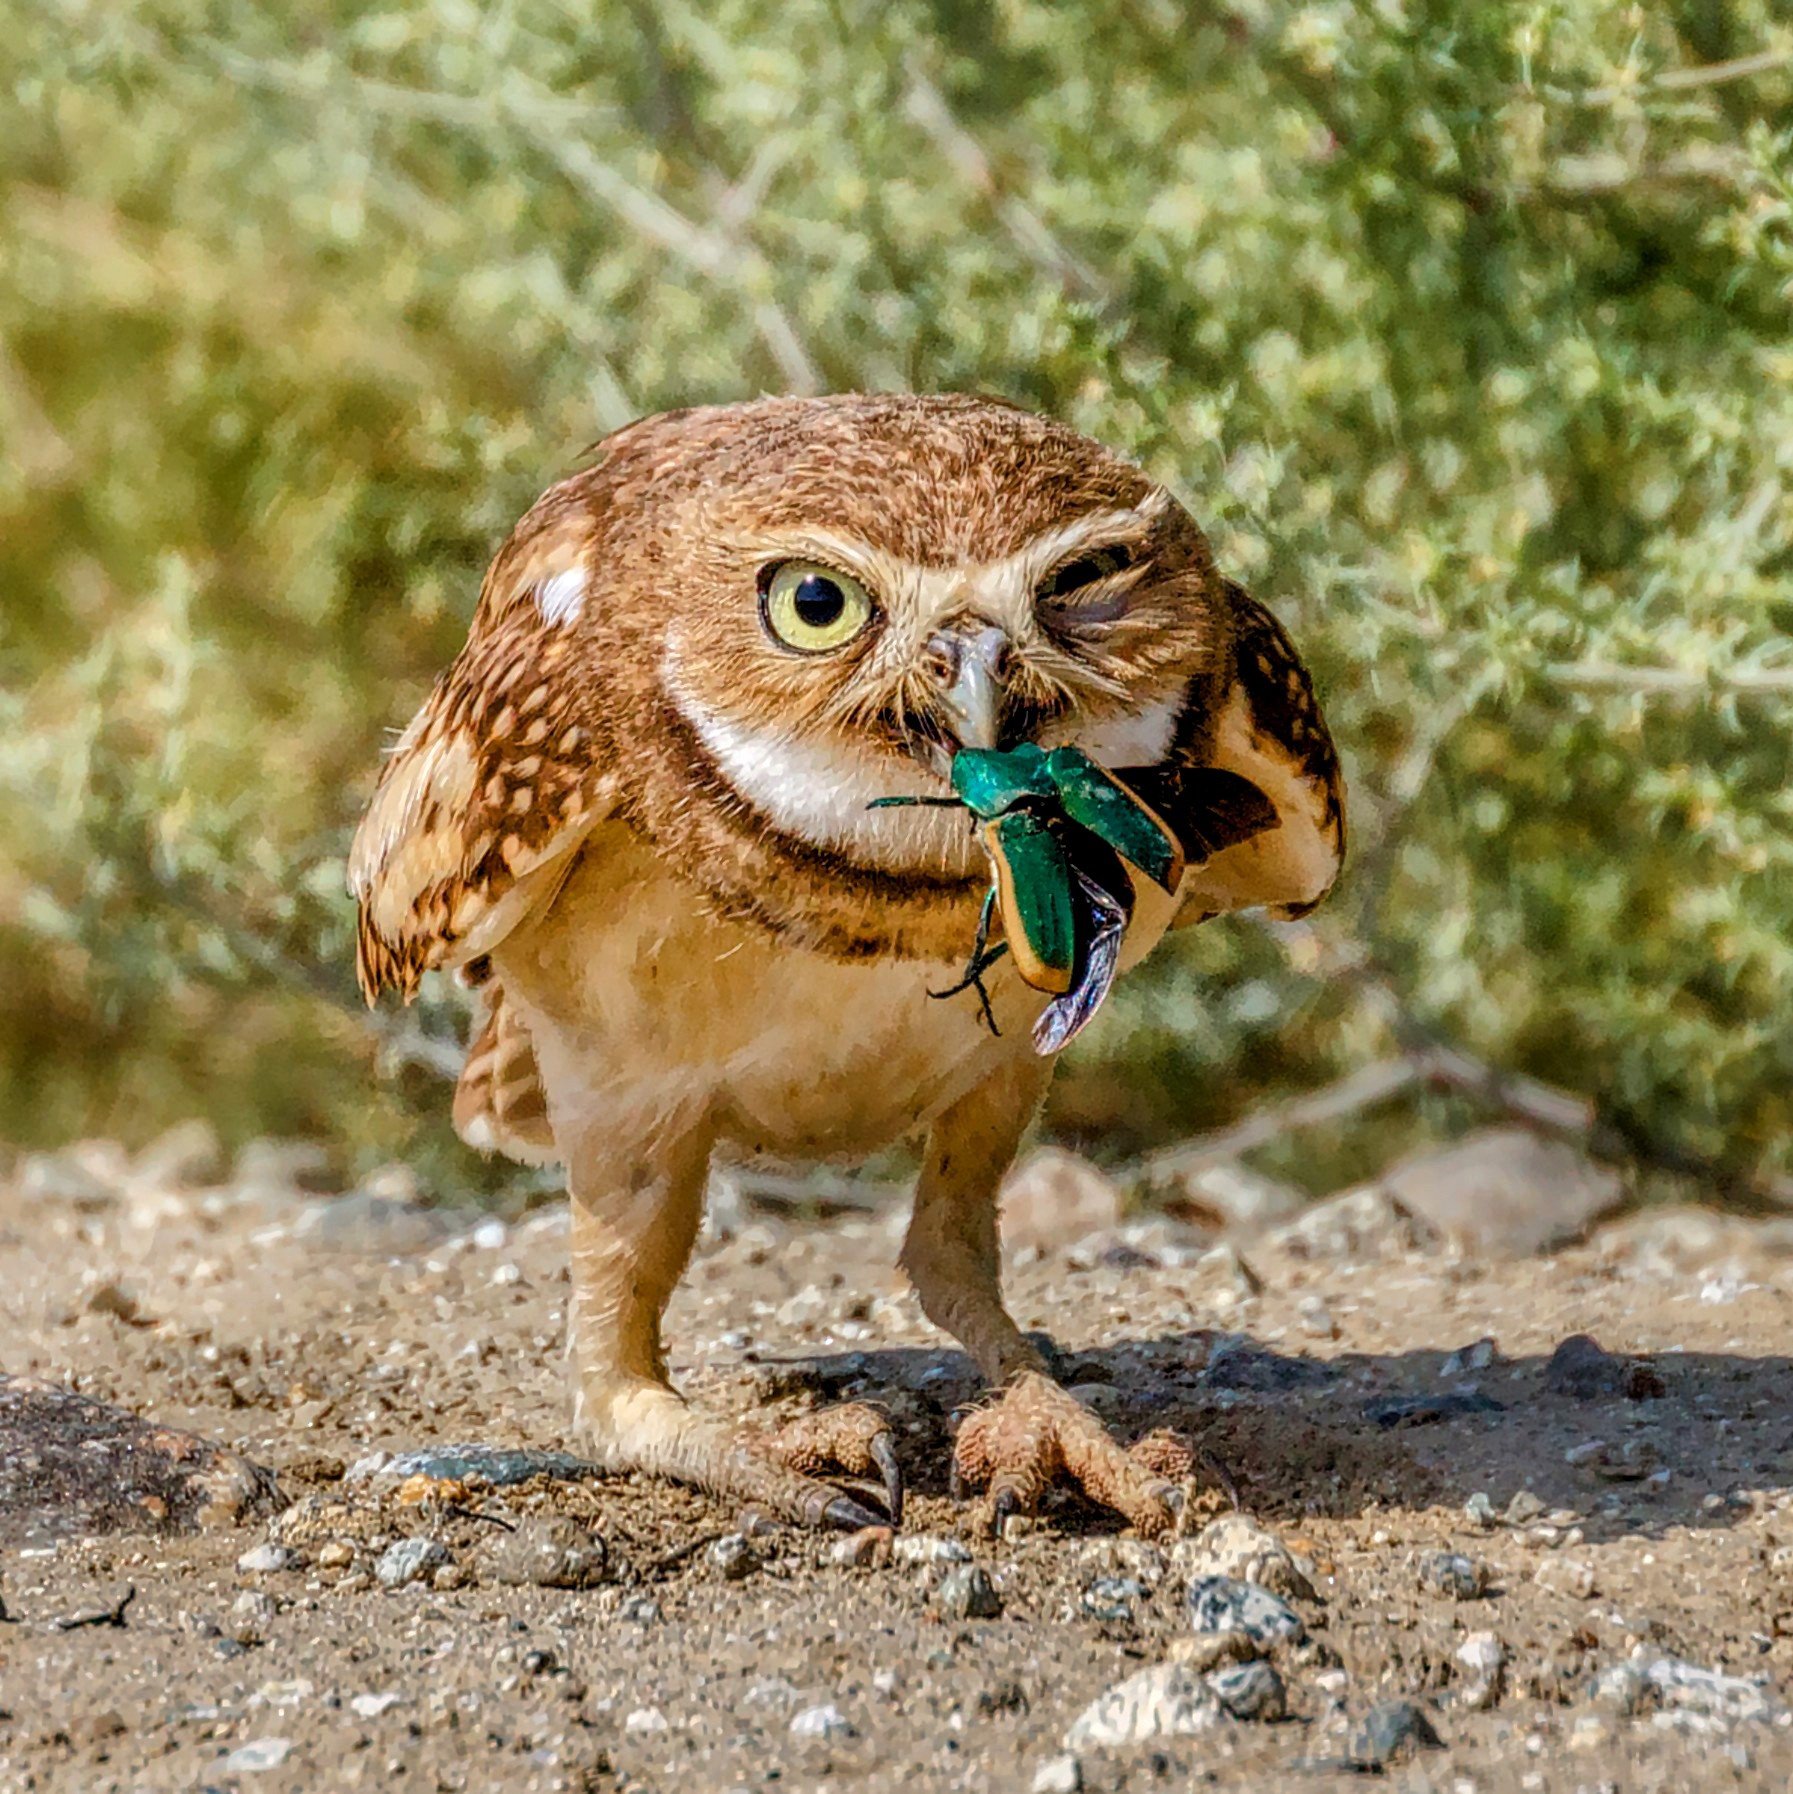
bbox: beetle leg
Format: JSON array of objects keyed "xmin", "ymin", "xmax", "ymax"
[{"xmin": 930, "ymin": 887, "xmax": 1008, "ymax": 1036}]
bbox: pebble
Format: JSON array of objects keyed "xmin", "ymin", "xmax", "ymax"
[
  {"xmin": 314, "ymin": 1540, "xmax": 355, "ymax": 1570},
  {"xmin": 1440, "ymin": 1337, "xmax": 1499, "ymax": 1378},
  {"xmin": 226, "ymin": 1589, "xmax": 277, "ymax": 1646},
  {"xmin": 1065, "ymin": 1663, "xmax": 1219, "ymax": 1748},
  {"xmin": 1456, "ymin": 1632, "xmax": 1505, "ymax": 1710},
  {"xmin": 346, "ymin": 1444, "xmax": 598, "ymax": 1490},
  {"xmin": 829, "ymin": 1527, "xmax": 893, "ymax": 1570},
  {"xmin": 1570, "ymin": 1713, "xmax": 1615, "ymax": 1751},
  {"xmin": 936, "ymin": 1563, "xmax": 1002, "ymax": 1619},
  {"xmin": 1296, "ymin": 1295, "xmax": 1338, "ymax": 1339},
  {"xmin": 1463, "ymin": 1491, "xmax": 1499, "ymax": 1529},
  {"xmin": 1031, "ymin": 1753, "xmax": 1083, "ymax": 1793},
  {"xmin": 375, "ymin": 1537, "xmax": 449, "ymax": 1590},
  {"xmin": 219, "ymin": 1737, "xmax": 293, "ymax": 1773},
  {"xmin": 1346, "ymin": 1698, "xmax": 1445, "ymax": 1769},
  {"xmin": 1365, "ymin": 1390, "xmax": 1504, "ymax": 1428},
  {"xmin": 1641, "ymin": 1655, "xmax": 1777, "ymax": 1724},
  {"xmin": 1417, "ymin": 1550, "xmax": 1490, "ymax": 1600},
  {"xmin": 1543, "ymin": 1335, "xmax": 1665, "ymax": 1401},
  {"xmin": 1082, "ymin": 1576, "xmax": 1147, "ymax": 1623},
  {"xmin": 624, "ymin": 1707, "xmax": 668, "ymax": 1735},
  {"xmin": 708, "ymin": 1534, "xmax": 760, "ymax": 1581},
  {"xmin": 894, "ymin": 1533, "xmax": 970, "ymax": 1565},
  {"xmin": 1186, "ymin": 1576, "xmax": 1307, "ymax": 1648},
  {"xmin": 1504, "ymin": 1490, "xmax": 1545, "ymax": 1524},
  {"xmin": 789, "ymin": 1702, "xmax": 853, "ymax": 1740},
  {"xmin": 1174, "ymin": 1514, "xmax": 1316, "ymax": 1600},
  {"xmin": 1590, "ymin": 1663, "xmax": 1645, "ymax": 1715},
  {"xmin": 350, "ymin": 1691, "xmax": 406, "ymax": 1718},
  {"xmin": 479, "ymin": 1518, "xmax": 609, "ymax": 1589},
  {"xmin": 1168, "ymin": 1630, "xmax": 1258, "ymax": 1672},
  {"xmin": 236, "ymin": 1544, "xmax": 293, "ymax": 1575},
  {"xmin": 1208, "ymin": 1659, "xmax": 1286, "ymax": 1721},
  {"xmin": 1534, "ymin": 1557, "xmax": 1598, "ymax": 1599}
]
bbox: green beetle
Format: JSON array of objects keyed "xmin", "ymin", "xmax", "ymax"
[{"xmin": 871, "ymin": 743, "xmax": 1191, "ymax": 1054}]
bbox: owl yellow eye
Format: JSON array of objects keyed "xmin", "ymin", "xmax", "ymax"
[{"xmin": 759, "ymin": 561, "xmax": 875, "ymax": 654}]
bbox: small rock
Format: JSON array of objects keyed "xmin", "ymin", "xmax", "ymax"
[
  {"xmin": 1535, "ymin": 1557, "xmax": 1598, "ymax": 1599},
  {"xmin": 236, "ymin": 1544, "xmax": 293, "ymax": 1575},
  {"xmin": 790, "ymin": 1703, "xmax": 853, "ymax": 1740},
  {"xmin": 1065, "ymin": 1663, "xmax": 1219, "ymax": 1748},
  {"xmin": 1363, "ymin": 1128, "xmax": 1621, "ymax": 1256},
  {"xmin": 1346, "ymin": 1699, "xmax": 1444, "ymax": 1770},
  {"xmin": 830, "ymin": 1527, "xmax": 893, "ymax": 1569},
  {"xmin": 624, "ymin": 1707, "xmax": 668, "ymax": 1735},
  {"xmin": 1267, "ymin": 1187, "xmax": 1435, "ymax": 1260},
  {"xmin": 1174, "ymin": 1514, "xmax": 1316, "ymax": 1600},
  {"xmin": 1208, "ymin": 1659, "xmax": 1286, "ymax": 1721},
  {"xmin": 430, "ymin": 1561, "xmax": 466, "ymax": 1591},
  {"xmin": 135, "ymin": 1118, "xmax": 224, "ymax": 1188},
  {"xmin": 936, "ymin": 1563, "xmax": 1002, "ymax": 1619},
  {"xmin": 1641, "ymin": 1655, "xmax": 1776, "ymax": 1724},
  {"xmin": 1082, "ymin": 1576, "xmax": 1147, "ymax": 1623},
  {"xmin": 1031, "ymin": 1753, "xmax": 1083, "ymax": 1794},
  {"xmin": 350, "ymin": 1692, "xmax": 406, "ymax": 1719},
  {"xmin": 1440, "ymin": 1338, "xmax": 1499, "ymax": 1378},
  {"xmin": 620, "ymin": 1596, "xmax": 660, "ymax": 1624},
  {"xmin": 1504, "ymin": 1490, "xmax": 1545, "ymax": 1524},
  {"xmin": 1543, "ymin": 1335, "xmax": 1665, "ymax": 1401},
  {"xmin": 1000, "ymin": 1149, "xmax": 1123, "ymax": 1254},
  {"xmin": 1186, "ymin": 1576, "xmax": 1306, "ymax": 1648},
  {"xmin": 1168, "ymin": 1630, "xmax": 1259, "ymax": 1672},
  {"xmin": 1569, "ymin": 1713, "xmax": 1614, "ymax": 1751},
  {"xmin": 1205, "ymin": 1343, "xmax": 1334, "ymax": 1392},
  {"xmin": 708, "ymin": 1534, "xmax": 760, "ymax": 1582},
  {"xmin": 1365, "ymin": 1390, "xmax": 1504, "ymax": 1428},
  {"xmin": 894, "ymin": 1533, "xmax": 970, "ymax": 1566},
  {"xmin": 315, "ymin": 1540, "xmax": 355, "ymax": 1570},
  {"xmin": 479, "ymin": 1518, "xmax": 609, "ymax": 1589},
  {"xmin": 1455, "ymin": 1632, "xmax": 1505, "ymax": 1710},
  {"xmin": 1417, "ymin": 1550, "xmax": 1490, "ymax": 1600},
  {"xmin": 1296, "ymin": 1295, "xmax": 1338, "ymax": 1339},
  {"xmin": 346, "ymin": 1444, "xmax": 599, "ymax": 1490},
  {"xmin": 1590, "ymin": 1663, "xmax": 1646, "ymax": 1715},
  {"xmin": 375, "ymin": 1537, "xmax": 449, "ymax": 1590},
  {"xmin": 226, "ymin": 1589, "xmax": 277, "ymax": 1646},
  {"xmin": 219, "ymin": 1737, "xmax": 293, "ymax": 1773},
  {"xmin": 1463, "ymin": 1491, "xmax": 1498, "ymax": 1530}
]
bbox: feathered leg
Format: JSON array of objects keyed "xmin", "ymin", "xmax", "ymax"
[
  {"xmin": 564, "ymin": 1113, "xmax": 897, "ymax": 1529},
  {"xmin": 900, "ymin": 1057, "xmax": 1187, "ymax": 1537}
]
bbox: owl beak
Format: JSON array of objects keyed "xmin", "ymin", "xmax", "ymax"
[{"xmin": 926, "ymin": 624, "xmax": 1013, "ymax": 752}]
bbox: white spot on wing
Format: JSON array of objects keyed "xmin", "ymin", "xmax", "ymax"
[{"xmin": 535, "ymin": 568, "xmax": 587, "ymax": 627}]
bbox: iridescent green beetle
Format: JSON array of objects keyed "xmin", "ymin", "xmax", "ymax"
[{"xmin": 872, "ymin": 742, "xmax": 1190, "ymax": 1054}]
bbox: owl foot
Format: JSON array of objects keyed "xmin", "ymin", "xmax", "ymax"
[
  {"xmin": 757, "ymin": 1402, "xmax": 904, "ymax": 1529},
  {"xmin": 951, "ymin": 1370, "xmax": 1191, "ymax": 1538}
]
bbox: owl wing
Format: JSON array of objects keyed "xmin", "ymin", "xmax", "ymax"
[
  {"xmin": 1124, "ymin": 582, "xmax": 1345, "ymax": 925},
  {"xmin": 348, "ymin": 567, "xmax": 613, "ymax": 1006}
]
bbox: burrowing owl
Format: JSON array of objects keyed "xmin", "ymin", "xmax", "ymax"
[{"xmin": 350, "ymin": 394, "xmax": 1343, "ymax": 1534}]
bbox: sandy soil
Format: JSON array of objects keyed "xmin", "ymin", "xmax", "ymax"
[{"xmin": 4, "ymin": 1140, "xmax": 1793, "ymax": 1793}]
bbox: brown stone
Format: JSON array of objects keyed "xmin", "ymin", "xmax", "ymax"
[{"xmin": 0, "ymin": 1374, "xmax": 284, "ymax": 1547}]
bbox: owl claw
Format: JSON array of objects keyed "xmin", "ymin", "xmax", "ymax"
[
  {"xmin": 953, "ymin": 1371, "xmax": 1188, "ymax": 1539},
  {"xmin": 823, "ymin": 1492, "xmax": 889, "ymax": 1532},
  {"xmin": 761, "ymin": 1401, "xmax": 904, "ymax": 1529}
]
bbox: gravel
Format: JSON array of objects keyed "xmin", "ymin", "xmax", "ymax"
[
  {"xmin": 1186, "ymin": 1576, "xmax": 1307, "ymax": 1649},
  {"xmin": 374, "ymin": 1537, "xmax": 449, "ymax": 1590}
]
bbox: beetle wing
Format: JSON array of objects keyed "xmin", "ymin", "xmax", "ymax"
[
  {"xmin": 1032, "ymin": 838, "xmax": 1134, "ymax": 1055},
  {"xmin": 1047, "ymin": 751, "xmax": 1186, "ymax": 894},
  {"xmin": 983, "ymin": 813, "xmax": 1077, "ymax": 995}
]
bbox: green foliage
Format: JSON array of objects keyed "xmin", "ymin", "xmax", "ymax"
[{"xmin": 3, "ymin": 0, "xmax": 1788, "ymax": 1192}]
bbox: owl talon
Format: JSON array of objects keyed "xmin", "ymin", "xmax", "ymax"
[
  {"xmin": 823, "ymin": 1492, "xmax": 889, "ymax": 1532},
  {"xmin": 953, "ymin": 1370, "xmax": 1186, "ymax": 1539},
  {"xmin": 761, "ymin": 1401, "xmax": 904, "ymax": 1528}
]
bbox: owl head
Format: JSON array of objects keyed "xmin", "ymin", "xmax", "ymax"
[{"xmin": 353, "ymin": 394, "xmax": 1328, "ymax": 994}]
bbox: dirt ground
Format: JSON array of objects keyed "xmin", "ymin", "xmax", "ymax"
[{"xmin": 4, "ymin": 1136, "xmax": 1793, "ymax": 1793}]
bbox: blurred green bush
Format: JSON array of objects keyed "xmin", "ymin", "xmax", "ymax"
[{"xmin": 2, "ymin": 0, "xmax": 1788, "ymax": 1197}]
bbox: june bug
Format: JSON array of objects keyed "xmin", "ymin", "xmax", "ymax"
[{"xmin": 871, "ymin": 743, "xmax": 1189, "ymax": 1054}]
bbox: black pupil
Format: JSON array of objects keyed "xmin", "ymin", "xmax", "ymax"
[{"xmin": 793, "ymin": 573, "xmax": 846, "ymax": 629}]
